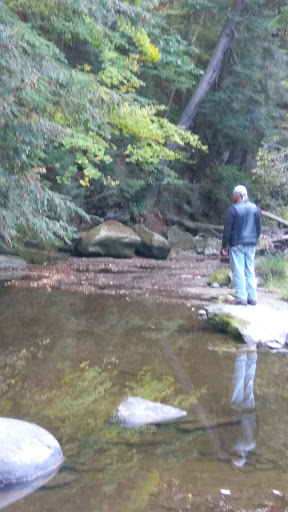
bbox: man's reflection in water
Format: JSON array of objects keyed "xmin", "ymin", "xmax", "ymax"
[{"xmin": 230, "ymin": 351, "xmax": 257, "ymax": 467}]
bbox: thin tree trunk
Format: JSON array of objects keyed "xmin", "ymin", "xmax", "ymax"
[
  {"xmin": 144, "ymin": 0, "xmax": 247, "ymax": 214},
  {"xmin": 176, "ymin": 0, "xmax": 246, "ymax": 131}
]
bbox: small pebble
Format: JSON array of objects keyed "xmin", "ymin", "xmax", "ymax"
[
  {"xmin": 220, "ymin": 489, "xmax": 231, "ymax": 496},
  {"xmin": 272, "ymin": 490, "xmax": 283, "ymax": 497},
  {"xmin": 211, "ymin": 282, "xmax": 220, "ymax": 288}
]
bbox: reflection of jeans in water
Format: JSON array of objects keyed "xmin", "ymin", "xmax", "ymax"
[
  {"xmin": 230, "ymin": 245, "xmax": 257, "ymax": 302},
  {"xmin": 231, "ymin": 352, "xmax": 257, "ymax": 410},
  {"xmin": 231, "ymin": 352, "xmax": 257, "ymax": 466},
  {"xmin": 233, "ymin": 412, "xmax": 257, "ymax": 466}
]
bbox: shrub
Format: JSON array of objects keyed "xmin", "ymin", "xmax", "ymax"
[{"xmin": 256, "ymin": 254, "xmax": 288, "ymax": 283}]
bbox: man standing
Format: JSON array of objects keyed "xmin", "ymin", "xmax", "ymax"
[{"xmin": 221, "ymin": 185, "xmax": 261, "ymax": 305}]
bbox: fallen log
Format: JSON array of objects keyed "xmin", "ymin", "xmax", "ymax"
[
  {"xmin": 167, "ymin": 211, "xmax": 288, "ymax": 233},
  {"xmin": 270, "ymin": 235, "xmax": 288, "ymax": 244},
  {"xmin": 261, "ymin": 211, "xmax": 288, "ymax": 228},
  {"xmin": 165, "ymin": 213, "xmax": 223, "ymax": 235}
]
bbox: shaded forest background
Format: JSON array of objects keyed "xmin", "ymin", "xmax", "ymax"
[{"xmin": 1, "ymin": 0, "xmax": 288, "ymax": 249}]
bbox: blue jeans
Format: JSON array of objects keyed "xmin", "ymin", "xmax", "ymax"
[{"xmin": 230, "ymin": 244, "xmax": 257, "ymax": 302}]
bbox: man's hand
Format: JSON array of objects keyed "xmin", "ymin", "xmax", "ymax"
[
  {"xmin": 220, "ymin": 248, "xmax": 229, "ymax": 261},
  {"xmin": 220, "ymin": 248, "xmax": 229, "ymax": 257}
]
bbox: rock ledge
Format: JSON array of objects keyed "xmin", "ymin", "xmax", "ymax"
[{"xmin": 205, "ymin": 299, "xmax": 288, "ymax": 347}]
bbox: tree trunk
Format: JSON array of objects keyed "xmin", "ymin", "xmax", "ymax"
[
  {"xmin": 144, "ymin": 0, "xmax": 247, "ymax": 214},
  {"xmin": 176, "ymin": 0, "xmax": 246, "ymax": 131}
]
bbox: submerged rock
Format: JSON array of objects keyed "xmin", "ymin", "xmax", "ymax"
[
  {"xmin": 0, "ymin": 418, "xmax": 63, "ymax": 486},
  {"xmin": 111, "ymin": 396, "xmax": 187, "ymax": 428},
  {"xmin": 206, "ymin": 301, "xmax": 288, "ymax": 347}
]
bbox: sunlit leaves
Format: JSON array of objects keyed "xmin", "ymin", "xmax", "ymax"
[{"xmin": 0, "ymin": 0, "xmax": 208, "ymax": 241}]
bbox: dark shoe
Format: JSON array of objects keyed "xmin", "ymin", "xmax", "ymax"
[
  {"xmin": 247, "ymin": 298, "xmax": 257, "ymax": 305},
  {"xmin": 227, "ymin": 297, "xmax": 247, "ymax": 305},
  {"xmin": 234, "ymin": 299, "xmax": 248, "ymax": 306}
]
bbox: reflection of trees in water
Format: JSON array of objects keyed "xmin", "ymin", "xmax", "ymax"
[
  {"xmin": 1, "ymin": 288, "xmax": 288, "ymax": 509},
  {"xmin": 255, "ymin": 352, "xmax": 288, "ymax": 469}
]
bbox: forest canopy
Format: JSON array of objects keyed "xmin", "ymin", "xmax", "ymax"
[{"xmin": 1, "ymin": 0, "xmax": 288, "ymax": 248}]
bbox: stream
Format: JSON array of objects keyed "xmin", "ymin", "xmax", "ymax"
[{"xmin": 0, "ymin": 280, "xmax": 288, "ymax": 512}]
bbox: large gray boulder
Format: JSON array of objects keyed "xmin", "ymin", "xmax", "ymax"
[
  {"xmin": 111, "ymin": 396, "xmax": 187, "ymax": 428},
  {"xmin": 132, "ymin": 224, "xmax": 170, "ymax": 260},
  {"xmin": 0, "ymin": 418, "xmax": 63, "ymax": 486},
  {"xmin": 76, "ymin": 221, "xmax": 141, "ymax": 258}
]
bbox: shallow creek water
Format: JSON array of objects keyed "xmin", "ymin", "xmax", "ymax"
[{"xmin": 0, "ymin": 283, "xmax": 288, "ymax": 512}]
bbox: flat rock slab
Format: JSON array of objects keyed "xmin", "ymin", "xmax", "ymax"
[
  {"xmin": 206, "ymin": 298, "xmax": 288, "ymax": 347},
  {"xmin": 111, "ymin": 396, "xmax": 187, "ymax": 428},
  {"xmin": 0, "ymin": 418, "xmax": 63, "ymax": 486}
]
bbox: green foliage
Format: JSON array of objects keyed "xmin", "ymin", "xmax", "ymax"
[
  {"xmin": 2, "ymin": 0, "xmax": 288, "ymax": 232},
  {"xmin": 201, "ymin": 165, "xmax": 254, "ymax": 218},
  {"xmin": 0, "ymin": 167, "xmax": 89, "ymax": 248},
  {"xmin": 253, "ymin": 141, "xmax": 288, "ymax": 210},
  {"xmin": 256, "ymin": 254, "xmax": 288, "ymax": 282},
  {"xmin": 0, "ymin": 0, "xmax": 207, "ymax": 238},
  {"xmin": 197, "ymin": 0, "xmax": 288, "ymax": 173},
  {"xmin": 255, "ymin": 254, "xmax": 288, "ymax": 300}
]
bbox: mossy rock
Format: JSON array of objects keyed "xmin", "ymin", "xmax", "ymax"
[
  {"xmin": 207, "ymin": 268, "xmax": 231, "ymax": 287},
  {"xmin": 208, "ymin": 313, "xmax": 247, "ymax": 340},
  {"xmin": 167, "ymin": 227, "xmax": 198, "ymax": 251},
  {"xmin": 206, "ymin": 302, "xmax": 288, "ymax": 346},
  {"xmin": 132, "ymin": 224, "xmax": 170, "ymax": 260}
]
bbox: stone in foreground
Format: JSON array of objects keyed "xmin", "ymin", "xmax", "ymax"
[
  {"xmin": 111, "ymin": 396, "xmax": 187, "ymax": 428},
  {"xmin": 0, "ymin": 418, "xmax": 63, "ymax": 486},
  {"xmin": 205, "ymin": 301, "xmax": 288, "ymax": 347}
]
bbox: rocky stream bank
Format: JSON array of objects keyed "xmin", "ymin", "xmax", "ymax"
[{"xmin": 2, "ymin": 248, "xmax": 288, "ymax": 350}]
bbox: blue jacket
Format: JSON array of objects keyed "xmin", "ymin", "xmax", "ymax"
[{"xmin": 222, "ymin": 201, "xmax": 261, "ymax": 249}]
